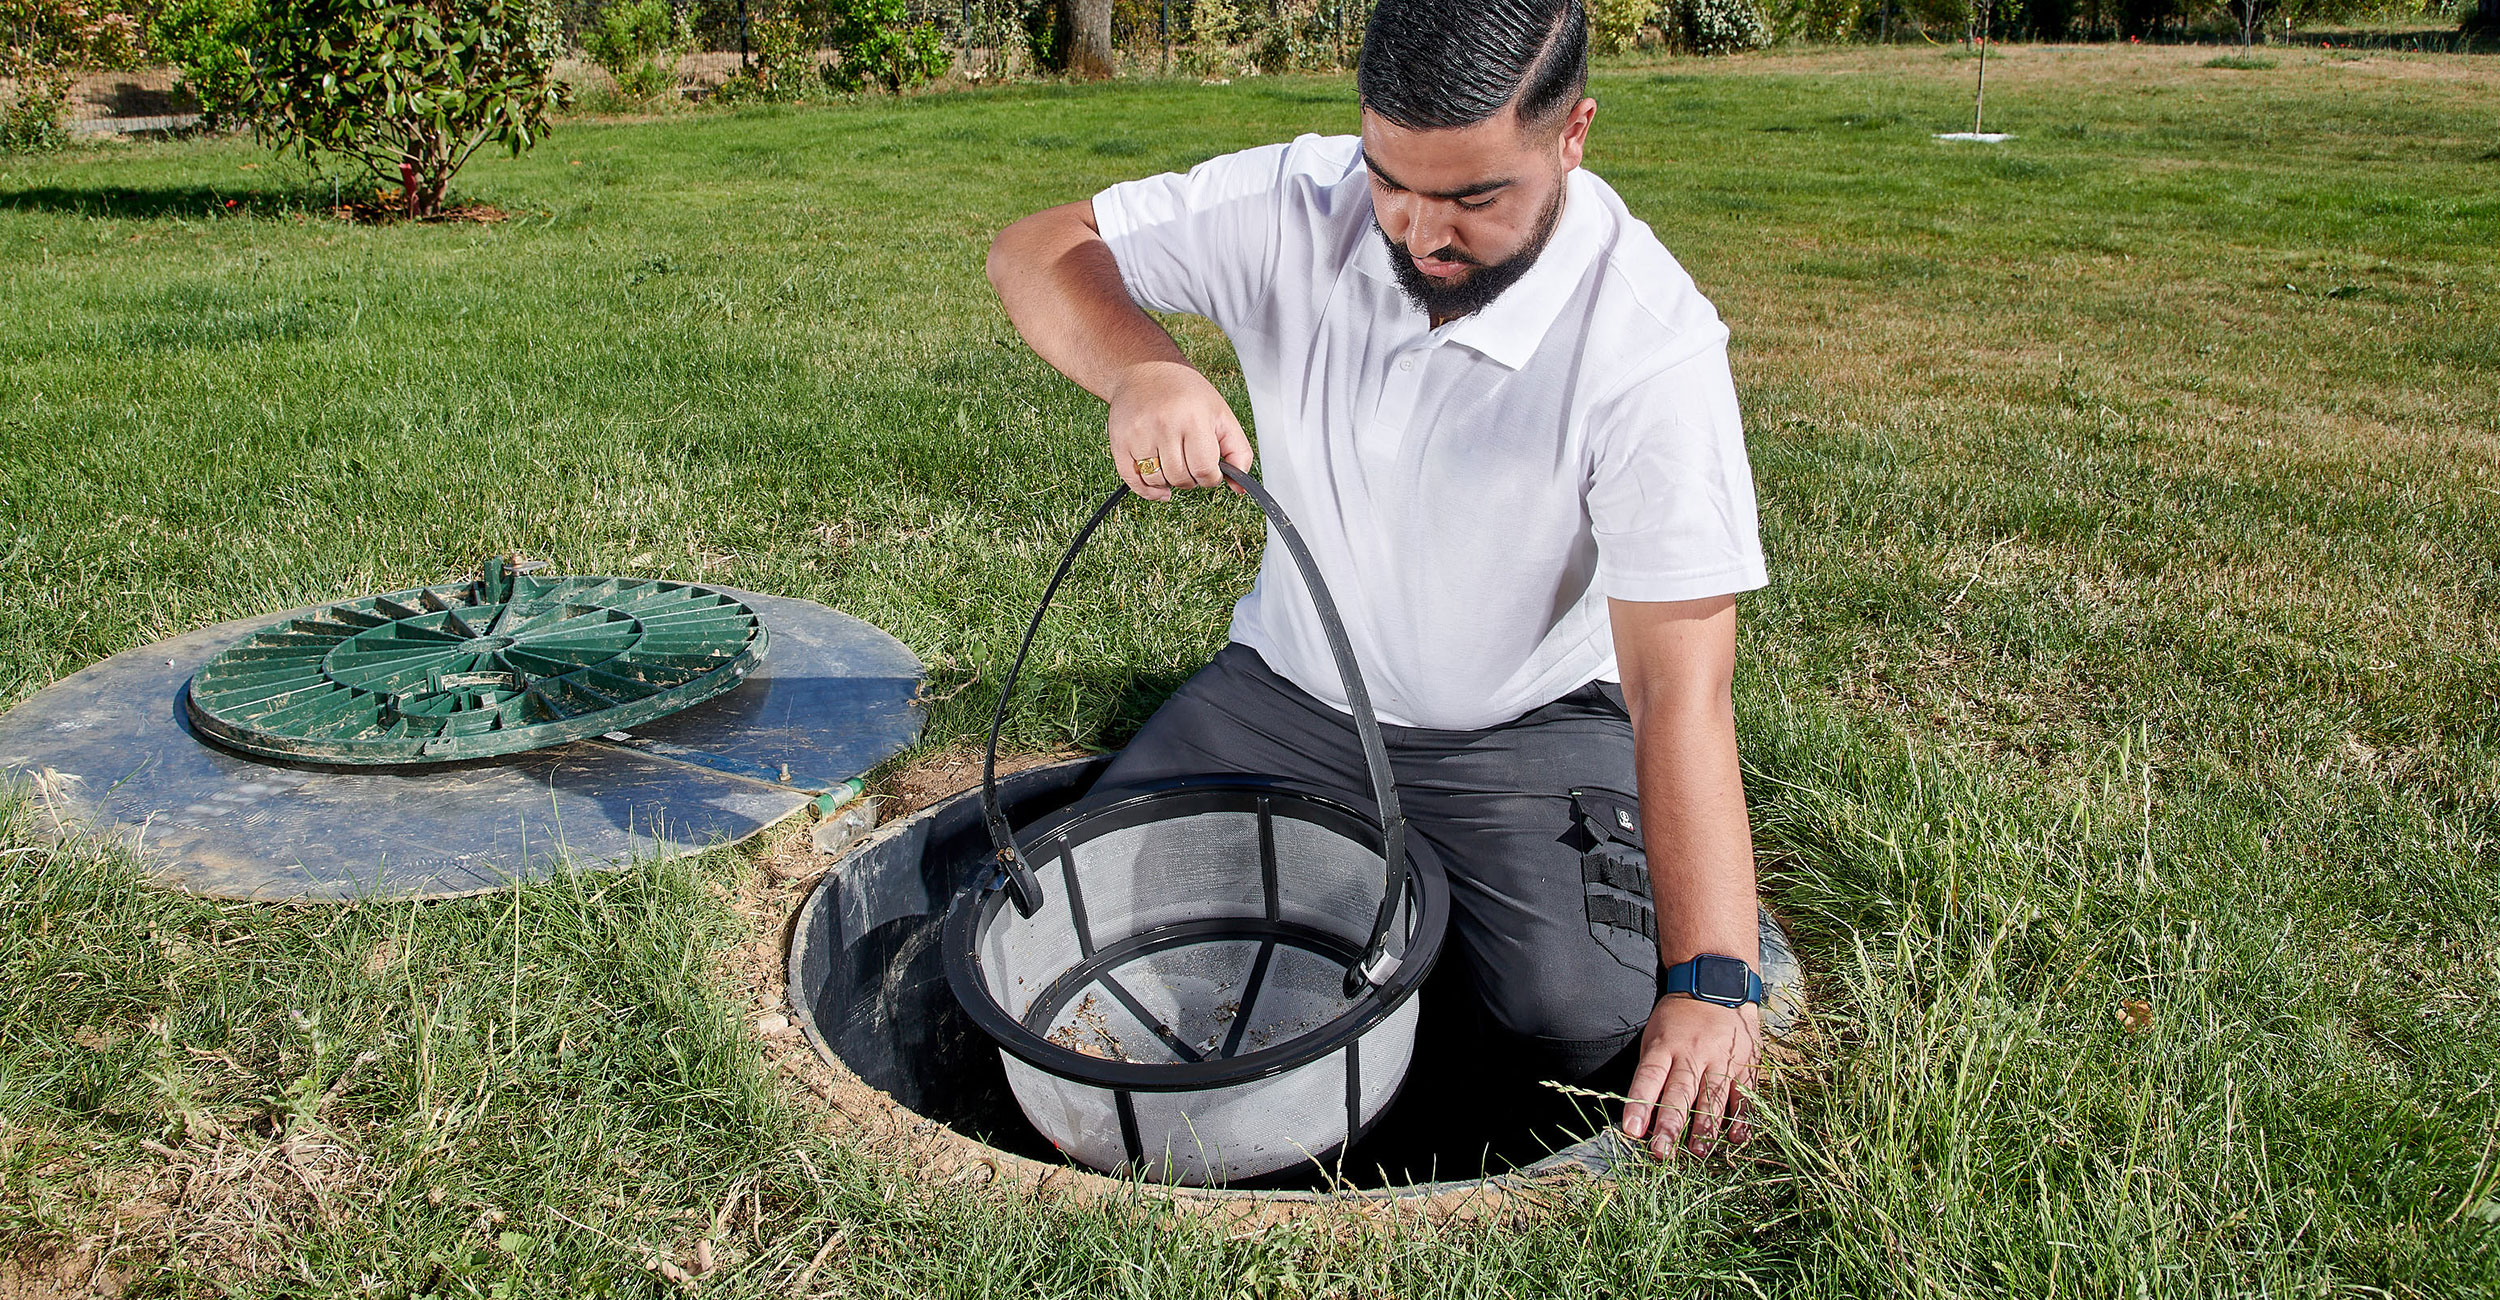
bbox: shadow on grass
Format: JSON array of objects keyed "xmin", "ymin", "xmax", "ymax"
[
  {"xmin": 0, "ymin": 184, "xmax": 336, "ymax": 221},
  {"xmin": 923, "ymin": 667, "xmax": 1201, "ymax": 754}
]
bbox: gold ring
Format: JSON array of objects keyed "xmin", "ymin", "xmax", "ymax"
[{"xmin": 1134, "ymin": 456, "xmax": 1162, "ymax": 480}]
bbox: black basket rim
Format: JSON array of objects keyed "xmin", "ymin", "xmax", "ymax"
[{"xmin": 942, "ymin": 775, "xmax": 1450, "ymax": 1092}]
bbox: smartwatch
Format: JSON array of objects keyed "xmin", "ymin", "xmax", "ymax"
[{"xmin": 1661, "ymin": 953, "xmax": 1763, "ymax": 1009}]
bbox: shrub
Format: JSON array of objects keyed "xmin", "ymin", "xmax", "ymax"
[
  {"xmin": 0, "ymin": 74, "xmax": 69, "ymax": 151},
  {"xmin": 1587, "ymin": 0, "xmax": 1649, "ymax": 52},
  {"xmin": 146, "ymin": 0, "xmax": 258, "ymax": 127},
  {"xmin": 1765, "ymin": 0, "xmax": 1861, "ymax": 41},
  {"xmin": 244, "ymin": 0, "xmax": 569, "ymax": 217},
  {"xmin": 1674, "ymin": 0, "xmax": 1767, "ymax": 52},
  {"xmin": 1170, "ymin": 0, "xmax": 1249, "ymax": 74},
  {"xmin": 1, "ymin": 0, "xmax": 141, "ymax": 69},
  {"xmin": 584, "ymin": 0, "xmax": 679, "ymax": 100},
  {"xmin": 2, "ymin": 0, "xmax": 146, "ymax": 153},
  {"xmin": 1163, "ymin": 0, "xmax": 1354, "ymax": 76},
  {"xmin": 822, "ymin": 0, "xmax": 950, "ymax": 92},
  {"xmin": 715, "ymin": 7, "xmax": 811, "ymax": 101}
]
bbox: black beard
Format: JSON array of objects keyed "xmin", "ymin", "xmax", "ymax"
[{"xmin": 1375, "ymin": 185, "xmax": 1566, "ymax": 323}]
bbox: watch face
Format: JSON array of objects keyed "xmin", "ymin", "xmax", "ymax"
[{"xmin": 1694, "ymin": 955, "xmax": 1751, "ymax": 1003}]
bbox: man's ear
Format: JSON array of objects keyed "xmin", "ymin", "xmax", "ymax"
[{"xmin": 1557, "ymin": 96, "xmax": 1597, "ymax": 170}]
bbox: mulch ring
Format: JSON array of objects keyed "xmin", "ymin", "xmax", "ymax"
[{"xmin": 329, "ymin": 195, "xmax": 510, "ymax": 225}]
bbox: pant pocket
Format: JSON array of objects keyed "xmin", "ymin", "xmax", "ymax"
[{"xmin": 1570, "ymin": 786, "xmax": 1657, "ymax": 977}]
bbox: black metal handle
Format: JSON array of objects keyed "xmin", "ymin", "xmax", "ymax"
[{"xmin": 980, "ymin": 464, "xmax": 1411, "ymax": 997}]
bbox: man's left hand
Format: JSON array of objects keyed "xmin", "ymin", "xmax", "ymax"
[{"xmin": 1619, "ymin": 993, "xmax": 1760, "ymax": 1159}]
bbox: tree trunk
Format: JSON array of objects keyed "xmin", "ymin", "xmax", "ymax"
[
  {"xmin": 1054, "ymin": 0, "xmax": 1115, "ymax": 77},
  {"xmin": 2471, "ymin": 0, "xmax": 2498, "ymax": 35}
]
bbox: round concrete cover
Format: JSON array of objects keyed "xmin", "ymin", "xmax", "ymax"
[{"xmin": 0, "ymin": 588, "xmax": 922, "ymax": 900}]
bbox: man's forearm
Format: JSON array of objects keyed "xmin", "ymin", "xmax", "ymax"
[
  {"xmin": 1627, "ymin": 686, "xmax": 1760, "ymax": 971},
  {"xmin": 989, "ymin": 200, "xmax": 1252, "ymax": 498},
  {"xmin": 1608, "ymin": 595, "xmax": 1759, "ymax": 971},
  {"xmin": 986, "ymin": 200, "xmax": 1189, "ymax": 402}
]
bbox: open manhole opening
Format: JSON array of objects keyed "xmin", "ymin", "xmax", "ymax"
[{"xmin": 789, "ymin": 757, "xmax": 1767, "ymax": 1196}]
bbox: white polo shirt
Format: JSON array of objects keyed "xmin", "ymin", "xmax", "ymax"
[{"xmin": 1092, "ymin": 133, "xmax": 1766, "ymax": 732}]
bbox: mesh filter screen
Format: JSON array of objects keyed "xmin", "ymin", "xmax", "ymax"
[
  {"xmin": 1087, "ymin": 939, "xmax": 1265, "ymax": 1060},
  {"xmin": 1270, "ymin": 816, "xmax": 1393, "ymax": 951},
  {"xmin": 1057, "ymin": 812, "xmax": 1271, "ymax": 943},
  {"xmin": 1234, "ymin": 943, "xmax": 1362, "ymax": 1055},
  {"xmin": 965, "ymin": 793, "xmax": 1434, "ymax": 1184},
  {"xmin": 1000, "ymin": 993, "xmax": 1424, "ymax": 1184}
]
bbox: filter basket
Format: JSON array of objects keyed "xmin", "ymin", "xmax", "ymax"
[
  {"xmin": 945, "ymin": 465, "xmax": 1448, "ymax": 1185},
  {"xmin": 943, "ymin": 779, "xmax": 1447, "ymax": 1183}
]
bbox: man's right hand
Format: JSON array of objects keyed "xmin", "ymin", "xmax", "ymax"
[
  {"xmin": 1107, "ymin": 360, "xmax": 1254, "ymax": 502},
  {"xmin": 986, "ymin": 201, "xmax": 1254, "ymax": 501}
]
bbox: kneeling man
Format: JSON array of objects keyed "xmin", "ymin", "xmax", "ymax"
[{"xmin": 987, "ymin": 0, "xmax": 1770, "ymax": 1158}]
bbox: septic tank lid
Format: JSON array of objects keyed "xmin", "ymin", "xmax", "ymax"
[{"xmin": 183, "ymin": 557, "xmax": 768, "ymax": 764}]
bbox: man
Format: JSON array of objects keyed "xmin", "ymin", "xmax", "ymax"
[{"xmin": 986, "ymin": 0, "xmax": 1770, "ymax": 1159}]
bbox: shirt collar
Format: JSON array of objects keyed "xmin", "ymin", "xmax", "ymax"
[{"xmin": 1352, "ymin": 166, "xmax": 1603, "ymax": 370}]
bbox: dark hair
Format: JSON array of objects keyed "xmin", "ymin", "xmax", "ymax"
[{"xmin": 1356, "ymin": 0, "xmax": 1587, "ymax": 132}]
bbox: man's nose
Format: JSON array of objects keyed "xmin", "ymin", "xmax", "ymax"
[{"xmin": 1407, "ymin": 201, "xmax": 1459, "ymax": 259}]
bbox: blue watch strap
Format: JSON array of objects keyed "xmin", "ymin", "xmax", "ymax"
[{"xmin": 1662, "ymin": 953, "xmax": 1763, "ymax": 1007}]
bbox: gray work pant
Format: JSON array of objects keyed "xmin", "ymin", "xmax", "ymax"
[{"xmin": 1095, "ymin": 644, "xmax": 1664, "ymax": 1082}]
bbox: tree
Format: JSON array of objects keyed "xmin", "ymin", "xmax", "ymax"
[
  {"xmin": 1052, "ymin": 0, "xmax": 1113, "ymax": 77},
  {"xmin": 244, "ymin": 0, "xmax": 569, "ymax": 218},
  {"xmin": 2469, "ymin": 0, "xmax": 2496, "ymax": 36},
  {"xmin": 2236, "ymin": 0, "xmax": 2261, "ymax": 44}
]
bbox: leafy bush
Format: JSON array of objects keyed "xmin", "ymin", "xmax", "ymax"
[
  {"xmin": 1169, "ymin": 0, "xmax": 1247, "ymax": 73},
  {"xmin": 1161, "ymin": 0, "xmax": 1354, "ymax": 76},
  {"xmin": 1674, "ymin": 0, "xmax": 1767, "ymax": 52},
  {"xmin": 244, "ymin": 0, "xmax": 569, "ymax": 217},
  {"xmin": 584, "ymin": 0, "xmax": 679, "ymax": 100},
  {"xmin": 715, "ymin": 7, "xmax": 811, "ymax": 101},
  {"xmin": 146, "ymin": 0, "xmax": 258, "ymax": 127},
  {"xmin": 0, "ymin": 75, "xmax": 69, "ymax": 151},
  {"xmin": 1764, "ymin": 0, "xmax": 1861, "ymax": 40},
  {"xmin": 1, "ymin": 0, "xmax": 146, "ymax": 152},
  {"xmin": 1, "ymin": 0, "xmax": 141, "ymax": 70},
  {"xmin": 1586, "ymin": 0, "xmax": 1650, "ymax": 52},
  {"xmin": 822, "ymin": 0, "xmax": 951, "ymax": 92}
]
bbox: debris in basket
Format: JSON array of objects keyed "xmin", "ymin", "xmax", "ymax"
[
  {"xmin": 1046, "ymin": 992, "xmax": 1132, "ymax": 1061},
  {"xmin": 1198, "ymin": 999, "xmax": 1245, "ymax": 1052}
]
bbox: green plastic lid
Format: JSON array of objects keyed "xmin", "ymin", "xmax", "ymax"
[{"xmin": 185, "ymin": 558, "xmax": 769, "ymax": 765}]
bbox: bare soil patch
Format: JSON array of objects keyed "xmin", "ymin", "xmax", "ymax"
[{"xmin": 327, "ymin": 194, "xmax": 512, "ymax": 225}]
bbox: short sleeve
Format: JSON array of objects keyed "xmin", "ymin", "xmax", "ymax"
[
  {"xmin": 1584, "ymin": 340, "xmax": 1770, "ymax": 604},
  {"xmin": 1090, "ymin": 142, "xmax": 1298, "ymax": 331}
]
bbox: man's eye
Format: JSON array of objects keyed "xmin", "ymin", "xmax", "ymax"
[{"xmin": 1458, "ymin": 196, "xmax": 1495, "ymax": 211}]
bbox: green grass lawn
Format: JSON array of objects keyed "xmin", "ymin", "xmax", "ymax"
[{"xmin": 5, "ymin": 40, "xmax": 2499, "ymax": 1297}]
